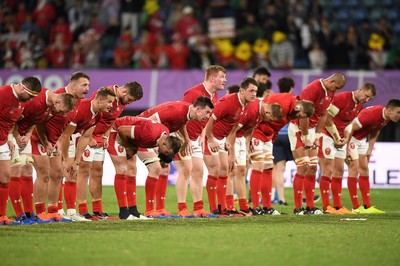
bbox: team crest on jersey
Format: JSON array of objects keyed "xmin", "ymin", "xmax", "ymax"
[
  {"xmin": 118, "ymin": 145, "xmax": 125, "ymax": 153},
  {"xmin": 325, "ymin": 148, "xmax": 331, "ymax": 155},
  {"xmin": 84, "ymin": 149, "xmax": 90, "ymax": 157},
  {"xmin": 350, "ymin": 142, "xmax": 355, "ymax": 149}
]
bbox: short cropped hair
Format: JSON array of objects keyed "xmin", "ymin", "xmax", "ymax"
[
  {"xmin": 277, "ymin": 77, "xmax": 295, "ymax": 93},
  {"xmin": 252, "ymin": 66, "xmax": 271, "ymax": 77},
  {"xmin": 193, "ymin": 96, "xmax": 214, "ymax": 109},
  {"xmin": 166, "ymin": 135, "xmax": 182, "ymax": 154},
  {"xmin": 270, "ymin": 103, "xmax": 283, "ymax": 120},
  {"xmin": 70, "ymin": 72, "xmax": 90, "ymax": 82},
  {"xmin": 301, "ymin": 100, "xmax": 315, "ymax": 117},
  {"xmin": 59, "ymin": 93, "xmax": 76, "ymax": 112},
  {"xmin": 96, "ymin": 87, "xmax": 116, "ymax": 99},
  {"xmin": 22, "ymin": 76, "xmax": 42, "ymax": 94},
  {"xmin": 227, "ymin": 85, "xmax": 240, "ymax": 94},
  {"xmin": 363, "ymin": 82, "xmax": 376, "ymax": 96},
  {"xmin": 205, "ymin": 65, "xmax": 226, "ymax": 80},
  {"xmin": 257, "ymin": 80, "xmax": 272, "ymax": 98},
  {"xmin": 124, "ymin": 81, "xmax": 143, "ymax": 100},
  {"xmin": 240, "ymin": 77, "xmax": 258, "ymax": 90},
  {"xmin": 386, "ymin": 98, "xmax": 400, "ymax": 108}
]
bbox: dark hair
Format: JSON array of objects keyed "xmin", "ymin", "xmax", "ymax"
[
  {"xmin": 193, "ymin": 96, "xmax": 214, "ymax": 109},
  {"xmin": 257, "ymin": 81, "xmax": 272, "ymax": 98},
  {"xmin": 96, "ymin": 87, "xmax": 116, "ymax": 99},
  {"xmin": 166, "ymin": 136, "xmax": 182, "ymax": 154},
  {"xmin": 70, "ymin": 71, "xmax": 90, "ymax": 82},
  {"xmin": 301, "ymin": 100, "xmax": 315, "ymax": 117},
  {"xmin": 227, "ymin": 85, "xmax": 240, "ymax": 94},
  {"xmin": 240, "ymin": 77, "xmax": 258, "ymax": 90},
  {"xmin": 124, "ymin": 81, "xmax": 143, "ymax": 100},
  {"xmin": 22, "ymin": 76, "xmax": 42, "ymax": 94},
  {"xmin": 59, "ymin": 93, "xmax": 76, "ymax": 111},
  {"xmin": 253, "ymin": 66, "xmax": 271, "ymax": 77},
  {"xmin": 277, "ymin": 77, "xmax": 295, "ymax": 93},
  {"xmin": 386, "ymin": 98, "xmax": 400, "ymax": 108}
]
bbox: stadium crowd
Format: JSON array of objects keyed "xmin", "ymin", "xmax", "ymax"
[
  {"xmin": 1, "ymin": 0, "xmax": 400, "ymax": 70},
  {"xmin": 1, "ymin": 66, "xmax": 399, "ymax": 225}
]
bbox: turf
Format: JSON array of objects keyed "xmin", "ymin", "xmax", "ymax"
[{"xmin": 1, "ymin": 187, "xmax": 399, "ymax": 266}]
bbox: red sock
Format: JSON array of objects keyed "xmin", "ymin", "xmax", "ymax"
[
  {"xmin": 226, "ymin": 194, "xmax": 235, "ymax": 210},
  {"xmin": 78, "ymin": 203, "xmax": 88, "ymax": 215},
  {"xmin": 249, "ymin": 170, "xmax": 262, "ymax": 209},
  {"xmin": 145, "ymin": 176, "xmax": 157, "ymax": 212},
  {"xmin": 35, "ymin": 202, "xmax": 46, "ymax": 214},
  {"xmin": 193, "ymin": 200, "xmax": 203, "ymax": 211},
  {"xmin": 331, "ymin": 177, "xmax": 343, "ymax": 208},
  {"xmin": 126, "ymin": 176, "xmax": 136, "ymax": 207},
  {"xmin": 48, "ymin": 205, "xmax": 58, "ymax": 214},
  {"xmin": 359, "ymin": 175, "xmax": 371, "ymax": 208},
  {"xmin": 64, "ymin": 181, "xmax": 77, "ymax": 209},
  {"xmin": 261, "ymin": 169, "xmax": 272, "ymax": 208},
  {"xmin": 206, "ymin": 175, "xmax": 218, "ymax": 212},
  {"xmin": 293, "ymin": 173, "xmax": 305, "ymax": 210},
  {"xmin": 114, "ymin": 174, "xmax": 127, "ymax": 208},
  {"xmin": 217, "ymin": 176, "xmax": 228, "ymax": 211},
  {"xmin": 319, "ymin": 175, "xmax": 331, "ymax": 210},
  {"xmin": 20, "ymin": 176, "xmax": 33, "ymax": 215},
  {"xmin": 178, "ymin": 202, "xmax": 187, "ymax": 211},
  {"xmin": 347, "ymin": 177, "xmax": 360, "ymax": 209},
  {"xmin": 155, "ymin": 175, "xmax": 168, "ymax": 210},
  {"xmin": 0, "ymin": 183, "xmax": 9, "ymax": 216},
  {"xmin": 92, "ymin": 199, "xmax": 102, "ymax": 213},
  {"xmin": 304, "ymin": 174, "xmax": 316, "ymax": 209},
  {"xmin": 238, "ymin": 198, "xmax": 248, "ymax": 211},
  {"xmin": 9, "ymin": 177, "xmax": 24, "ymax": 217},
  {"xmin": 58, "ymin": 182, "xmax": 64, "ymax": 210}
]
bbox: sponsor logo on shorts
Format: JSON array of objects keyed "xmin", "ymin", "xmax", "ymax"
[
  {"xmin": 84, "ymin": 149, "xmax": 90, "ymax": 157},
  {"xmin": 253, "ymin": 139, "xmax": 260, "ymax": 146},
  {"xmin": 118, "ymin": 145, "xmax": 124, "ymax": 153},
  {"xmin": 350, "ymin": 142, "xmax": 355, "ymax": 149}
]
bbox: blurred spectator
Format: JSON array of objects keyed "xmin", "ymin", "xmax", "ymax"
[
  {"xmin": 89, "ymin": 13, "xmax": 106, "ymax": 36},
  {"xmin": 213, "ymin": 38, "xmax": 236, "ymax": 69},
  {"xmin": 120, "ymin": 0, "xmax": 144, "ymax": 40},
  {"xmin": 173, "ymin": 6, "xmax": 200, "ymax": 42},
  {"xmin": 32, "ymin": 0, "xmax": 55, "ymax": 42},
  {"xmin": 50, "ymin": 17, "xmax": 73, "ymax": 46},
  {"xmin": 16, "ymin": 41, "xmax": 35, "ymax": 69},
  {"xmin": 45, "ymin": 32, "xmax": 68, "ymax": 68},
  {"xmin": 236, "ymin": 13, "xmax": 263, "ymax": 44},
  {"xmin": 133, "ymin": 30, "xmax": 156, "ymax": 69},
  {"xmin": 154, "ymin": 33, "xmax": 168, "ymax": 69},
  {"xmin": 70, "ymin": 41, "xmax": 84, "ymax": 69},
  {"xmin": 100, "ymin": 0, "xmax": 120, "ymax": 27},
  {"xmin": 80, "ymin": 29, "xmax": 100, "ymax": 68},
  {"xmin": 144, "ymin": 7, "xmax": 163, "ymax": 36},
  {"xmin": 187, "ymin": 25, "xmax": 213, "ymax": 69},
  {"xmin": 346, "ymin": 25, "xmax": 359, "ymax": 69},
  {"xmin": 165, "ymin": 1, "xmax": 184, "ymax": 38},
  {"xmin": 252, "ymin": 39, "xmax": 270, "ymax": 68},
  {"xmin": 270, "ymin": 31, "xmax": 295, "ymax": 69},
  {"xmin": 114, "ymin": 34, "xmax": 133, "ymax": 68},
  {"xmin": 2, "ymin": 40, "xmax": 17, "ymax": 69},
  {"xmin": 207, "ymin": 0, "xmax": 233, "ymax": 18},
  {"xmin": 19, "ymin": 14, "xmax": 34, "ymax": 33},
  {"xmin": 329, "ymin": 32, "xmax": 350, "ymax": 68},
  {"xmin": 166, "ymin": 33, "xmax": 189, "ymax": 69},
  {"xmin": 234, "ymin": 41, "xmax": 253, "ymax": 69},
  {"xmin": 375, "ymin": 17, "xmax": 393, "ymax": 51},
  {"xmin": 68, "ymin": 0, "xmax": 86, "ymax": 41},
  {"xmin": 386, "ymin": 46, "xmax": 400, "ymax": 69},
  {"xmin": 308, "ymin": 41, "xmax": 327, "ymax": 70},
  {"xmin": 15, "ymin": 2, "xmax": 28, "ymax": 32},
  {"xmin": 259, "ymin": 2, "xmax": 281, "ymax": 39},
  {"xmin": 307, "ymin": 0, "xmax": 323, "ymax": 21},
  {"xmin": 368, "ymin": 32, "xmax": 387, "ymax": 69},
  {"xmin": 27, "ymin": 31, "xmax": 46, "ymax": 68}
]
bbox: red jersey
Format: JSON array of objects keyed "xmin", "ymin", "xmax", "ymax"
[
  {"xmin": 0, "ymin": 85, "xmax": 25, "ymax": 145},
  {"xmin": 182, "ymin": 83, "xmax": 218, "ymax": 140},
  {"xmin": 18, "ymin": 88, "xmax": 52, "ymax": 135},
  {"xmin": 31, "ymin": 87, "xmax": 82, "ymax": 145},
  {"xmin": 211, "ymin": 93, "xmax": 246, "ymax": 140},
  {"xmin": 322, "ymin": 91, "xmax": 363, "ymax": 138},
  {"xmin": 236, "ymin": 99, "xmax": 263, "ymax": 138},
  {"xmin": 70, "ymin": 99, "xmax": 102, "ymax": 134},
  {"xmin": 114, "ymin": 116, "xmax": 170, "ymax": 148},
  {"xmin": 353, "ymin": 106, "xmax": 388, "ymax": 140},
  {"xmin": 253, "ymin": 93, "xmax": 297, "ymax": 143},
  {"xmin": 294, "ymin": 79, "xmax": 334, "ymax": 128},
  {"xmin": 138, "ymin": 101, "xmax": 190, "ymax": 132},
  {"xmin": 92, "ymin": 85, "xmax": 125, "ymax": 144}
]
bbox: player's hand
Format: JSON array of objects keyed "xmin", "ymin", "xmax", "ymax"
[
  {"xmin": 68, "ymin": 162, "xmax": 79, "ymax": 181},
  {"xmin": 334, "ymin": 138, "xmax": 346, "ymax": 148},
  {"xmin": 45, "ymin": 143, "xmax": 54, "ymax": 156},
  {"xmin": 102, "ymin": 139, "xmax": 109, "ymax": 149},
  {"xmin": 228, "ymin": 154, "xmax": 236, "ymax": 173},
  {"xmin": 184, "ymin": 140, "xmax": 193, "ymax": 156},
  {"xmin": 7, "ymin": 140, "xmax": 15, "ymax": 158},
  {"xmin": 303, "ymin": 139, "xmax": 313, "ymax": 150},
  {"xmin": 88, "ymin": 138, "xmax": 97, "ymax": 148},
  {"xmin": 208, "ymin": 140, "xmax": 220, "ymax": 153},
  {"xmin": 17, "ymin": 136, "xmax": 29, "ymax": 149}
]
